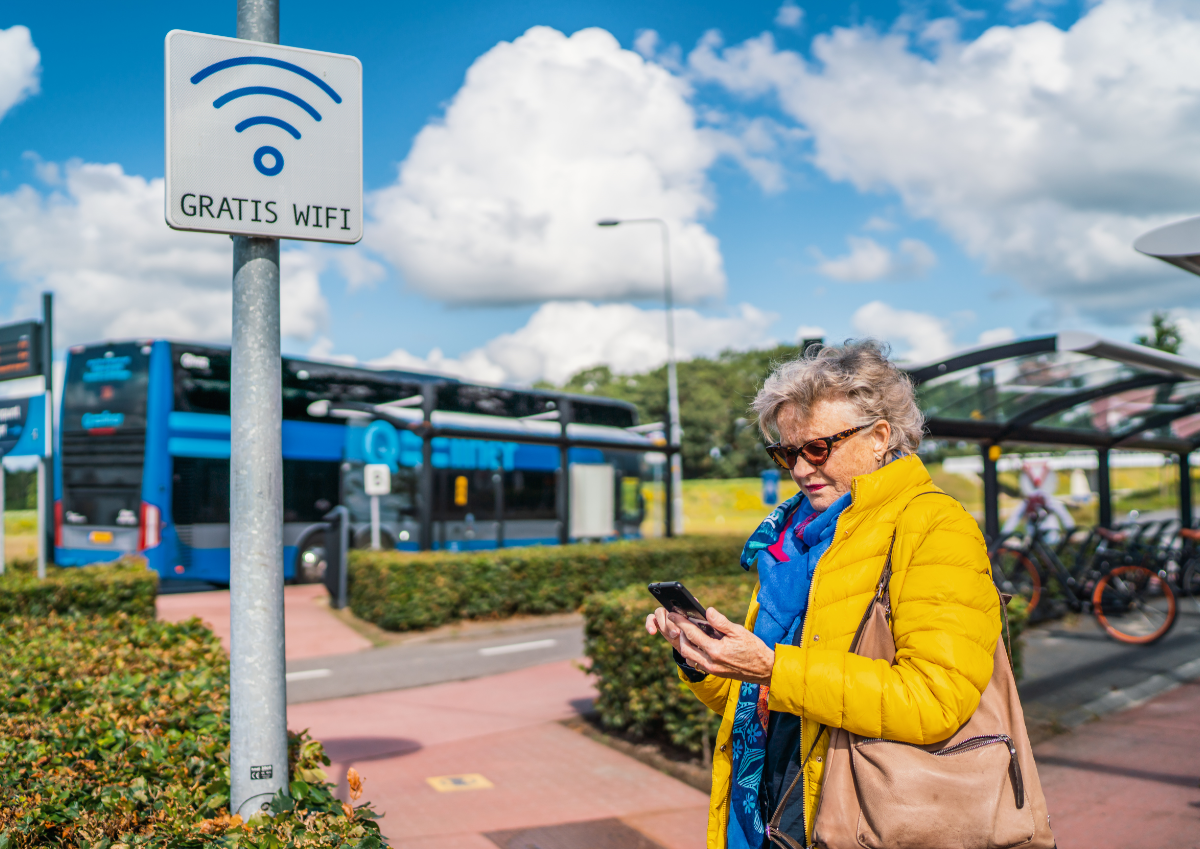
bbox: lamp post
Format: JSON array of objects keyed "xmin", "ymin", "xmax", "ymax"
[{"xmin": 597, "ymin": 218, "xmax": 683, "ymax": 537}]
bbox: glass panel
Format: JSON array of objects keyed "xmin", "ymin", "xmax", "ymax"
[{"xmin": 917, "ymin": 351, "xmax": 1149, "ymax": 426}]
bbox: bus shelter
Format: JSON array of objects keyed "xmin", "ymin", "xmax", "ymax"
[{"xmin": 905, "ymin": 331, "xmax": 1200, "ymax": 540}]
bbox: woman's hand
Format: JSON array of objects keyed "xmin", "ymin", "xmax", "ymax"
[
  {"xmin": 674, "ymin": 607, "xmax": 775, "ymax": 686},
  {"xmin": 645, "ymin": 606, "xmax": 684, "ymax": 654}
]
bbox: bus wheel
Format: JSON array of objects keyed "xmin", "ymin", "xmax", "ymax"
[{"xmin": 296, "ymin": 534, "xmax": 328, "ymax": 584}]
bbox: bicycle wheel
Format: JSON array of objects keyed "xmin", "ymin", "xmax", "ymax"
[
  {"xmin": 991, "ymin": 547, "xmax": 1042, "ymax": 611},
  {"xmin": 1092, "ymin": 565, "xmax": 1177, "ymax": 645}
]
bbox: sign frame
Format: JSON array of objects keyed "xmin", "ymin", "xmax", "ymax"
[{"xmin": 164, "ymin": 29, "xmax": 363, "ymax": 244}]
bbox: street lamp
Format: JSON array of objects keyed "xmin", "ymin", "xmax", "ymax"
[{"xmin": 597, "ymin": 218, "xmax": 683, "ymax": 537}]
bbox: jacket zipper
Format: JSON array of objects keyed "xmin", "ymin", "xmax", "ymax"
[
  {"xmin": 855, "ymin": 734, "xmax": 1025, "ymax": 809},
  {"xmin": 768, "ymin": 487, "xmax": 856, "ymax": 849}
]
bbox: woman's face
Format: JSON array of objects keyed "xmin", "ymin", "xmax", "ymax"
[{"xmin": 775, "ymin": 397, "xmax": 892, "ymax": 512}]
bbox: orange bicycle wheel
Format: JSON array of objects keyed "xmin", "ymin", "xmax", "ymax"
[
  {"xmin": 1092, "ymin": 565, "xmax": 1177, "ymax": 645},
  {"xmin": 992, "ymin": 547, "xmax": 1042, "ymax": 612}
]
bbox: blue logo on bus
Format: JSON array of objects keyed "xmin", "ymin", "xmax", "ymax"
[
  {"xmin": 82, "ymin": 410, "xmax": 125, "ymax": 430},
  {"xmin": 84, "ymin": 356, "xmax": 132, "ymax": 383},
  {"xmin": 190, "ymin": 56, "xmax": 343, "ymax": 177},
  {"xmin": 363, "ymin": 420, "xmax": 400, "ymax": 472}
]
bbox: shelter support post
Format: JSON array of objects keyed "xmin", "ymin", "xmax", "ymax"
[
  {"xmin": 1097, "ymin": 448, "xmax": 1112, "ymax": 529},
  {"xmin": 557, "ymin": 399, "xmax": 573, "ymax": 545},
  {"xmin": 663, "ymin": 446, "xmax": 675, "ymax": 538},
  {"xmin": 419, "ymin": 385, "xmax": 435, "ymax": 552},
  {"xmin": 0, "ymin": 462, "xmax": 5, "ymax": 576},
  {"xmin": 1180, "ymin": 451, "xmax": 1193, "ymax": 529},
  {"xmin": 982, "ymin": 443, "xmax": 1000, "ymax": 542},
  {"xmin": 493, "ymin": 471, "xmax": 505, "ymax": 548}
]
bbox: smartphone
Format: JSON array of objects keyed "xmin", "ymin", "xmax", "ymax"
[{"xmin": 648, "ymin": 581, "xmax": 722, "ymax": 639}]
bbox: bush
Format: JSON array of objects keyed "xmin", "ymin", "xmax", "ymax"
[
  {"xmin": 0, "ymin": 558, "xmax": 157, "ymax": 619},
  {"xmin": 0, "ymin": 613, "xmax": 386, "ymax": 848},
  {"xmin": 348, "ymin": 535, "xmax": 746, "ymax": 632},
  {"xmin": 582, "ymin": 580, "xmax": 1032, "ymax": 755},
  {"xmin": 583, "ymin": 576, "xmax": 755, "ymax": 754}
]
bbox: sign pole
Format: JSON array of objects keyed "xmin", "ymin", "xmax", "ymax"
[
  {"xmin": 229, "ymin": 0, "xmax": 288, "ymax": 819},
  {"xmin": 0, "ymin": 462, "xmax": 6, "ymax": 576},
  {"xmin": 41, "ymin": 293, "xmax": 53, "ymax": 574}
]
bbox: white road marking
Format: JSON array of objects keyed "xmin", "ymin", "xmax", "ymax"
[
  {"xmin": 479, "ymin": 638, "xmax": 557, "ymax": 657},
  {"xmin": 286, "ymin": 668, "xmax": 333, "ymax": 682}
]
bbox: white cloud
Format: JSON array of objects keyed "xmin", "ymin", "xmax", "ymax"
[
  {"xmin": 369, "ymin": 26, "xmax": 725, "ymax": 305},
  {"xmin": 816, "ymin": 236, "xmax": 936, "ymax": 281},
  {"xmin": 371, "ymin": 300, "xmax": 777, "ymax": 385},
  {"xmin": 795, "ymin": 324, "xmax": 826, "ymax": 342},
  {"xmin": 0, "ymin": 161, "xmax": 327, "ymax": 345},
  {"xmin": 0, "ymin": 26, "xmax": 39, "ymax": 122},
  {"xmin": 863, "ymin": 215, "xmax": 896, "ymax": 232},
  {"xmin": 978, "ymin": 326, "xmax": 1016, "ymax": 345},
  {"xmin": 688, "ymin": 1, "xmax": 1200, "ymax": 319},
  {"xmin": 851, "ymin": 300, "xmax": 955, "ymax": 362},
  {"xmin": 775, "ymin": 2, "xmax": 804, "ymax": 29}
]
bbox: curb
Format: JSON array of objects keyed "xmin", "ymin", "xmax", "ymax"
[{"xmin": 1058, "ymin": 655, "xmax": 1200, "ymax": 729}]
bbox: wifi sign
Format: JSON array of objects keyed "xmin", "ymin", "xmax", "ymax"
[{"xmin": 165, "ymin": 30, "xmax": 363, "ymax": 245}]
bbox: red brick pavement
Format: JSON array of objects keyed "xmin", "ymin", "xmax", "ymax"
[{"xmin": 1036, "ymin": 679, "xmax": 1200, "ymax": 849}]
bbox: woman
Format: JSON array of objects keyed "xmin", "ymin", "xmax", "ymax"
[{"xmin": 646, "ymin": 340, "xmax": 999, "ymax": 849}]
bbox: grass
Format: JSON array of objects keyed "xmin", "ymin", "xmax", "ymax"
[{"xmin": 650, "ymin": 461, "xmax": 1194, "ymax": 538}]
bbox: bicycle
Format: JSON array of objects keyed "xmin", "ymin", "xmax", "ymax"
[{"xmin": 989, "ymin": 507, "xmax": 1178, "ymax": 645}]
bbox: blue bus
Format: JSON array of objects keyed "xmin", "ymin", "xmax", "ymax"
[{"xmin": 55, "ymin": 340, "xmax": 654, "ymax": 584}]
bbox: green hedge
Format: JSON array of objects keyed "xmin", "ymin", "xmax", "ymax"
[
  {"xmin": 348, "ymin": 535, "xmax": 747, "ymax": 632},
  {"xmin": 0, "ymin": 612, "xmax": 385, "ymax": 848},
  {"xmin": 582, "ymin": 580, "xmax": 1030, "ymax": 756},
  {"xmin": 583, "ymin": 576, "xmax": 754, "ymax": 754},
  {"xmin": 0, "ymin": 558, "xmax": 157, "ymax": 619}
]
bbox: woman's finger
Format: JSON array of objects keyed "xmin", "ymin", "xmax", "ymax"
[{"xmin": 645, "ymin": 613, "xmax": 659, "ymax": 636}]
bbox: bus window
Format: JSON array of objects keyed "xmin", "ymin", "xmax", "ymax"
[
  {"xmin": 503, "ymin": 470, "xmax": 558, "ymax": 520},
  {"xmin": 61, "ymin": 343, "xmax": 150, "ymax": 432},
  {"xmin": 172, "ymin": 457, "xmax": 231, "ymax": 525},
  {"xmin": 284, "ymin": 459, "xmax": 340, "ymax": 522}
]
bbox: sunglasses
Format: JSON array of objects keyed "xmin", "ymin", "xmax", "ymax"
[{"xmin": 765, "ymin": 424, "xmax": 870, "ymax": 470}]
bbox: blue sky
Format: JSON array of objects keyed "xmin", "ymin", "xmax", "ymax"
[{"xmin": 1, "ymin": 0, "xmax": 1197, "ymax": 385}]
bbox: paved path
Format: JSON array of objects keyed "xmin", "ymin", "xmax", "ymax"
[
  {"xmin": 156, "ymin": 584, "xmax": 374, "ymax": 660},
  {"xmin": 1037, "ymin": 678, "xmax": 1200, "ymax": 848},
  {"xmin": 288, "ymin": 660, "xmax": 709, "ymax": 849}
]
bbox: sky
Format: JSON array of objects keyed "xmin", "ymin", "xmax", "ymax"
[{"xmin": 2, "ymin": 0, "xmax": 1200, "ymax": 386}]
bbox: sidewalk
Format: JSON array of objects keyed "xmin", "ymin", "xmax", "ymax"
[
  {"xmin": 156, "ymin": 584, "xmax": 373, "ymax": 660},
  {"xmin": 287, "ymin": 659, "xmax": 710, "ymax": 849},
  {"xmin": 1036, "ymin": 678, "xmax": 1200, "ymax": 848}
]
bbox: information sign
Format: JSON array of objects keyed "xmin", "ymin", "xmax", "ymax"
[
  {"xmin": 164, "ymin": 30, "xmax": 362, "ymax": 243},
  {"xmin": 0, "ymin": 322, "xmax": 42, "ymax": 381}
]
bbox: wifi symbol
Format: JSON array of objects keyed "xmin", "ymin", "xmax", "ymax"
[{"xmin": 190, "ymin": 56, "xmax": 342, "ymax": 177}]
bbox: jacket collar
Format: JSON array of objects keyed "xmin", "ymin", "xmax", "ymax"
[{"xmin": 847, "ymin": 454, "xmax": 932, "ymax": 516}]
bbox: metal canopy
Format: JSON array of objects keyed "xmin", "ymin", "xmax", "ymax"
[{"xmin": 907, "ymin": 332, "xmax": 1200, "ymax": 452}]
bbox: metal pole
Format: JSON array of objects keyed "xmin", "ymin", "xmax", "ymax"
[
  {"xmin": 493, "ymin": 471, "xmax": 505, "ymax": 548},
  {"xmin": 1097, "ymin": 448, "xmax": 1112, "ymax": 529},
  {"xmin": 36, "ymin": 458, "xmax": 45, "ymax": 579},
  {"xmin": 229, "ymin": 0, "xmax": 285, "ymax": 819},
  {"xmin": 0, "ymin": 462, "xmax": 6, "ymax": 576},
  {"xmin": 558, "ymin": 398, "xmax": 572, "ymax": 545},
  {"xmin": 981, "ymin": 443, "xmax": 1000, "ymax": 543},
  {"xmin": 369, "ymin": 495, "xmax": 381, "ymax": 549},
  {"xmin": 41, "ymin": 292, "xmax": 53, "ymax": 566},
  {"xmin": 1180, "ymin": 452, "xmax": 1193, "ymax": 530},
  {"xmin": 660, "ymin": 223, "xmax": 683, "ymax": 538},
  {"xmin": 419, "ymin": 384, "xmax": 435, "ymax": 551}
]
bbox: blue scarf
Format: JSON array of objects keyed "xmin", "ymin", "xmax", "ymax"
[{"xmin": 728, "ymin": 489, "xmax": 852, "ymax": 849}]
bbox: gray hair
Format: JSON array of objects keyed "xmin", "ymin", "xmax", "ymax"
[{"xmin": 752, "ymin": 339, "xmax": 924, "ymax": 458}]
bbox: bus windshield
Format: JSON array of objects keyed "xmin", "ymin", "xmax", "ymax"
[{"xmin": 62, "ymin": 343, "xmax": 151, "ymax": 432}]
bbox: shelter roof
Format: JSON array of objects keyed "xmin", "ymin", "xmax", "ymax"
[{"xmin": 905, "ymin": 332, "xmax": 1200, "ymax": 453}]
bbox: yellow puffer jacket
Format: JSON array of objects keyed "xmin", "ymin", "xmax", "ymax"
[{"xmin": 683, "ymin": 455, "xmax": 999, "ymax": 848}]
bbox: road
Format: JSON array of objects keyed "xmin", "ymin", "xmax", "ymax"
[{"xmin": 286, "ymin": 601, "xmax": 1200, "ymax": 729}]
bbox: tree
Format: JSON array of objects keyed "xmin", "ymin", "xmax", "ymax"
[
  {"xmin": 1136, "ymin": 311, "xmax": 1183, "ymax": 355},
  {"xmin": 550, "ymin": 345, "xmax": 803, "ymax": 479}
]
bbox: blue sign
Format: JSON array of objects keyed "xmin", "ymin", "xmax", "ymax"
[
  {"xmin": 362, "ymin": 419, "xmax": 401, "ymax": 472},
  {"xmin": 761, "ymin": 469, "xmax": 780, "ymax": 506},
  {"xmin": 83, "ymin": 355, "xmax": 132, "ymax": 383},
  {"xmin": 0, "ymin": 394, "xmax": 46, "ymax": 458}
]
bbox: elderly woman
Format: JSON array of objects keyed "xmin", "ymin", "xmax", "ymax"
[{"xmin": 647, "ymin": 340, "xmax": 1000, "ymax": 849}]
